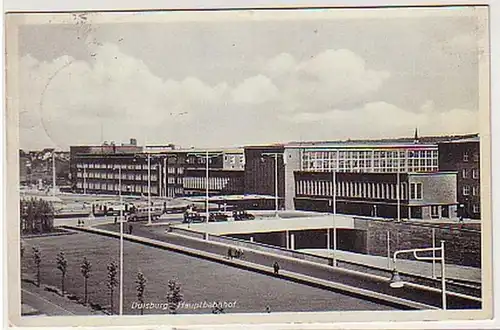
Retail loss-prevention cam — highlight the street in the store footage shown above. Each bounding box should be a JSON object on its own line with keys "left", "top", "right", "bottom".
{"left": 95, "top": 222, "right": 481, "bottom": 310}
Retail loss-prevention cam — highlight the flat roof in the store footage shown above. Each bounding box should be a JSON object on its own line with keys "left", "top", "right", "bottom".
{"left": 183, "top": 194, "right": 279, "bottom": 202}
{"left": 176, "top": 214, "right": 355, "bottom": 235}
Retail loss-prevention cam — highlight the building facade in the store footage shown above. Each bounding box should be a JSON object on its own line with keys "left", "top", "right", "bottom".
{"left": 293, "top": 171, "right": 457, "bottom": 220}
{"left": 243, "top": 145, "right": 286, "bottom": 210}
{"left": 282, "top": 141, "right": 440, "bottom": 211}
{"left": 438, "top": 137, "right": 481, "bottom": 219}
{"left": 71, "top": 144, "right": 245, "bottom": 198}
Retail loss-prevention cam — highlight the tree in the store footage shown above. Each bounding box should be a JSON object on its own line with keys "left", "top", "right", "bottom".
{"left": 106, "top": 261, "right": 118, "bottom": 314}
{"left": 20, "top": 242, "right": 25, "bottom": 259}
{"left": 135, "top": 271, "right": 147, "bottom": 315}
{"left": 80, "top": 257, "right": 92, "bottom": 304}
{"left": 56, "top": 251, "right": 68, "bottom": 295}
{"left": 20, "top": 198, "right": 54, "bottom": 234}
{"left": 32, "top": 247, "right": 41, "bottom": 287}
{"left": 165, "top": 280, "right": 183, "bottom": 314}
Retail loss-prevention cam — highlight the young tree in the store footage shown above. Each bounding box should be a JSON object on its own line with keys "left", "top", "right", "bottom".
{"left": 106, "top": 261, "right": 118, "bottom": 314}
{"left": 80, "top": 257, "right": 92, "bottom": 304}
{"left": 165, "top": 280, "right": 183, "bottom": 314}
{"left": 56, "top": 251, "right": 68, "bottom": 295}
{"left": 135, "top": 271, "right": 147, "bottom": 315}
{"left": 20, "top": 242, "right": 25, "bottom": 259}
{"left": 32, "top": 247, "right": 41, "bottom": 287}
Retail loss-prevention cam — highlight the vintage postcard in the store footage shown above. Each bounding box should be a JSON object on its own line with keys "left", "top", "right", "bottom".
{"left": 4, "top": 5, "right": 493, "bottom": 328}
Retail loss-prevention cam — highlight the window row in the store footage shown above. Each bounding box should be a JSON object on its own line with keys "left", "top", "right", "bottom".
{"left": 296, "top": 180, "right": 415, "bottom": 200}
{"left": 77, "top": 163, "right": 158, "bottom": 170}
{"left": 76, "top": 182, "right": 158, "bottom": 194}
{"left": 463, "top": 152, "right": 480, "bottom": 162}
{"left": 183, "top": 176, "right": 235, "bottom": 191}
{"left": 77, "top": 172, "right": 158, "bottom": 181}
{"left": 461, "top": 168, "right": 480, "bottom": 179}
{"left": 463, "top": 185, "right": 480, "bottom": 196}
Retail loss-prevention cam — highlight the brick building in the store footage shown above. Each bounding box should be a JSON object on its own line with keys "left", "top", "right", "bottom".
{"left": 438, "top": 136, "right": 481, "bottom": 219}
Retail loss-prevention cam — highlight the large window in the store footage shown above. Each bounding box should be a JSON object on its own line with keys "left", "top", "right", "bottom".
{"left": 463, "top": 152, "right": 469, "bottom": 162}
{"left": 463, "top": 185, "right": 470, "bottom": 196}
{"left": 462, "top": 169, "right": 468, "bottom": 178}
{"left": 410, "top": 183, "right": 423, "bottom": 200}
{"left": 472, "top": 168, "right": 479, "bottom": 179}
{"left": 431, "top": 205, "right": 440, "bottom": 218}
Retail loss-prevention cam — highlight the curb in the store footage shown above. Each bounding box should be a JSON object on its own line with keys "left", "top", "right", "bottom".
{"left": 64, "top": 225, "right": 440, "bottom": 310}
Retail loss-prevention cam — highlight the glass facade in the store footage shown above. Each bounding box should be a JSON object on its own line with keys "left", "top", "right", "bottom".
{"left": 301, "top": 147, "right": 438, "bottom": 173}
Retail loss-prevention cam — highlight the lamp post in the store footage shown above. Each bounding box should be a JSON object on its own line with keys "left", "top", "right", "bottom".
{"left": 261, "top": 152, "right": 282, "bottom": 217}
{"left": 187, "top": 151, "right": 223, "bottom": 223}
{"left": 147, "top": 152, "right": 152, "bottom": 226}
{"left": 113, "top": 165, "right": 124, "bottom": 316}
{"left": 389, "top": 240, "right": 446, "bottom": 309}
{"left": 52, "top": 151, "right": 56, "bottom": 197}
{"left": 332, "top": 170, "right": 337, "bottom": 267}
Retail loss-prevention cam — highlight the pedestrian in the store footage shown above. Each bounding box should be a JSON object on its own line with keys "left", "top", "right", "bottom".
{"left": 265, "top": 305, "right": 271, "bottom": 313}
{"left": 114, "top": 216, "right": 117, "bottom": 224}
{"left": 273, "top": 261, "right": 280, "bottom": 275}
{"left": 129, "top": 224, "right": 133, "bottom": 235}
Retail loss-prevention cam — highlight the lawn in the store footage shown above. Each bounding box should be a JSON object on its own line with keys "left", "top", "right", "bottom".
{"left": 21, "top": 231, "right": 394, "bottom": 315}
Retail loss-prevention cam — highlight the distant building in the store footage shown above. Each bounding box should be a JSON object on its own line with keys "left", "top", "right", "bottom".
{"left": 70, "top": 144, "right": 245, "bottom": 198}
{"left": 438, "top": 136, "right": 481, "bottom": 219}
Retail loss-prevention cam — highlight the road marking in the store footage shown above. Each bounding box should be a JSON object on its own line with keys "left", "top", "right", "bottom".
{"left": 21, "top": 288, "right": 75, "bottom": 315}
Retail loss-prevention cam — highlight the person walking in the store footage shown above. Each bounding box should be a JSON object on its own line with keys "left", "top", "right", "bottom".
{"left": 273, "top": 261, "right": 280, "bottom": 275}
{"left": 128, "top": 224, "right": 133, "bottom": 235}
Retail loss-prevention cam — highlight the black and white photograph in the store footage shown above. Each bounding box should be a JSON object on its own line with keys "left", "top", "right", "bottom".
{"left": 4, "top": 4, "right": 493, "bottom": 327}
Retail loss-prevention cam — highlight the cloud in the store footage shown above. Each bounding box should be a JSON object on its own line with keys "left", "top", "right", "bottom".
{"left": 231, "top": 75, "right": 279, "bottom": 105}
{"left": 282, "top": 101, "right": 478, "bottom": 140}
{"left": 265, "top": 49, "right": 391, "bottom": 113}
{"left": 18, "top": 44, "right": 478, "bottom": 150}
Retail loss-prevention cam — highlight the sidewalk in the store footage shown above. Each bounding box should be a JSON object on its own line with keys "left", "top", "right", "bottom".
{"left": 299, "top": 249, "right": 481, "bottom": 283}
{"left": 21, "top": 280, "right": 105, "bottom": 316}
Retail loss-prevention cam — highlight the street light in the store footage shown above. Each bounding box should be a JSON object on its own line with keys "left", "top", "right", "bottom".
{"left": 113, "top": 165, "right": 124, "bottom": 316}
{"left": 261, "top": 152, "right": 282, "bottom": 217}
{"left": 331, "top": 170, "right": 337, "bottom": 267}
{"left": 187, "top": 151, "right": 223, "bottom": 223}
{"left": 389, "top": 240, "right": 447, "bottom": 309}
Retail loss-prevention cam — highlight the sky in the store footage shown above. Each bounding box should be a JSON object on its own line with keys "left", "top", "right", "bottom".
{"left": 15, "top": 7, "right": 488, "bottom": 151}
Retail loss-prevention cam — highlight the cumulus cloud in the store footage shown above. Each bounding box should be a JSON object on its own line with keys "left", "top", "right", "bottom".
{"left": 17, "top": 44, "right": 478, "bottom": 150}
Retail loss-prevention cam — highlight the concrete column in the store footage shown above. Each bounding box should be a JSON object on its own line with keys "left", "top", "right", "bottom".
{"left": 250, "top": 236, "right": 254, "bottom": 243}
{"left": 285, "top": 230, "right": 290, "bottom": 249}
{"left": 290, "top": 234, "right": 295, "bottom": 250}
{"left": 326, "top": 229, "right": 330, "bottom": 250}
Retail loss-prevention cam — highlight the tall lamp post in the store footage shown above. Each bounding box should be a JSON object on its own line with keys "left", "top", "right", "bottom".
{"left": 113, "top": 165, "right": 124, "bottom": 315}
{"left": 188, "top": 151, "right": 223, "bottom": 223}
{"left": 261, "top": 152, "right": 282, "bottom": 217}
{"left": 52, "top": 150, "right": 56, "bottom": 197}
{"left": 332, "top": 169, "right": 337, "bottom": 267}
{"left": 389, "top": 240, "right": 447, "bottom": 309}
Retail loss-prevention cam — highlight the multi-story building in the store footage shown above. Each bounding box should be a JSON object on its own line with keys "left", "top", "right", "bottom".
{"left": 70, "top": 142, "right": 245, "bottom": 198}
{"left": 438, "top": 136, "right": 481, "bottom": 219}
{"left": 294, "top": 171, "right": 457, "bottom": 220}
{"left": 282, "top": 140, "right": 440, "bottom": 211}
{"left": 243, "top": 145, "right": 286, "bottom": 210}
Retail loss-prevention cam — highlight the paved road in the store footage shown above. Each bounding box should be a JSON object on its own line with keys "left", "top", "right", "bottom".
{"left": 22, "top": 232, "right": 395, "bottom": 315}
{"left": 97, "top": 223, "right": 481, "bottom": 310}
{"left": 21, "top": 289, "right": 75, "bottom": 316}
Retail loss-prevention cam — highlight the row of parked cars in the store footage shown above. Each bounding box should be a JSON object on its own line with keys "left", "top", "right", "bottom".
{"left": 183, "top": 209, "right": 255, "bottom": 223}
